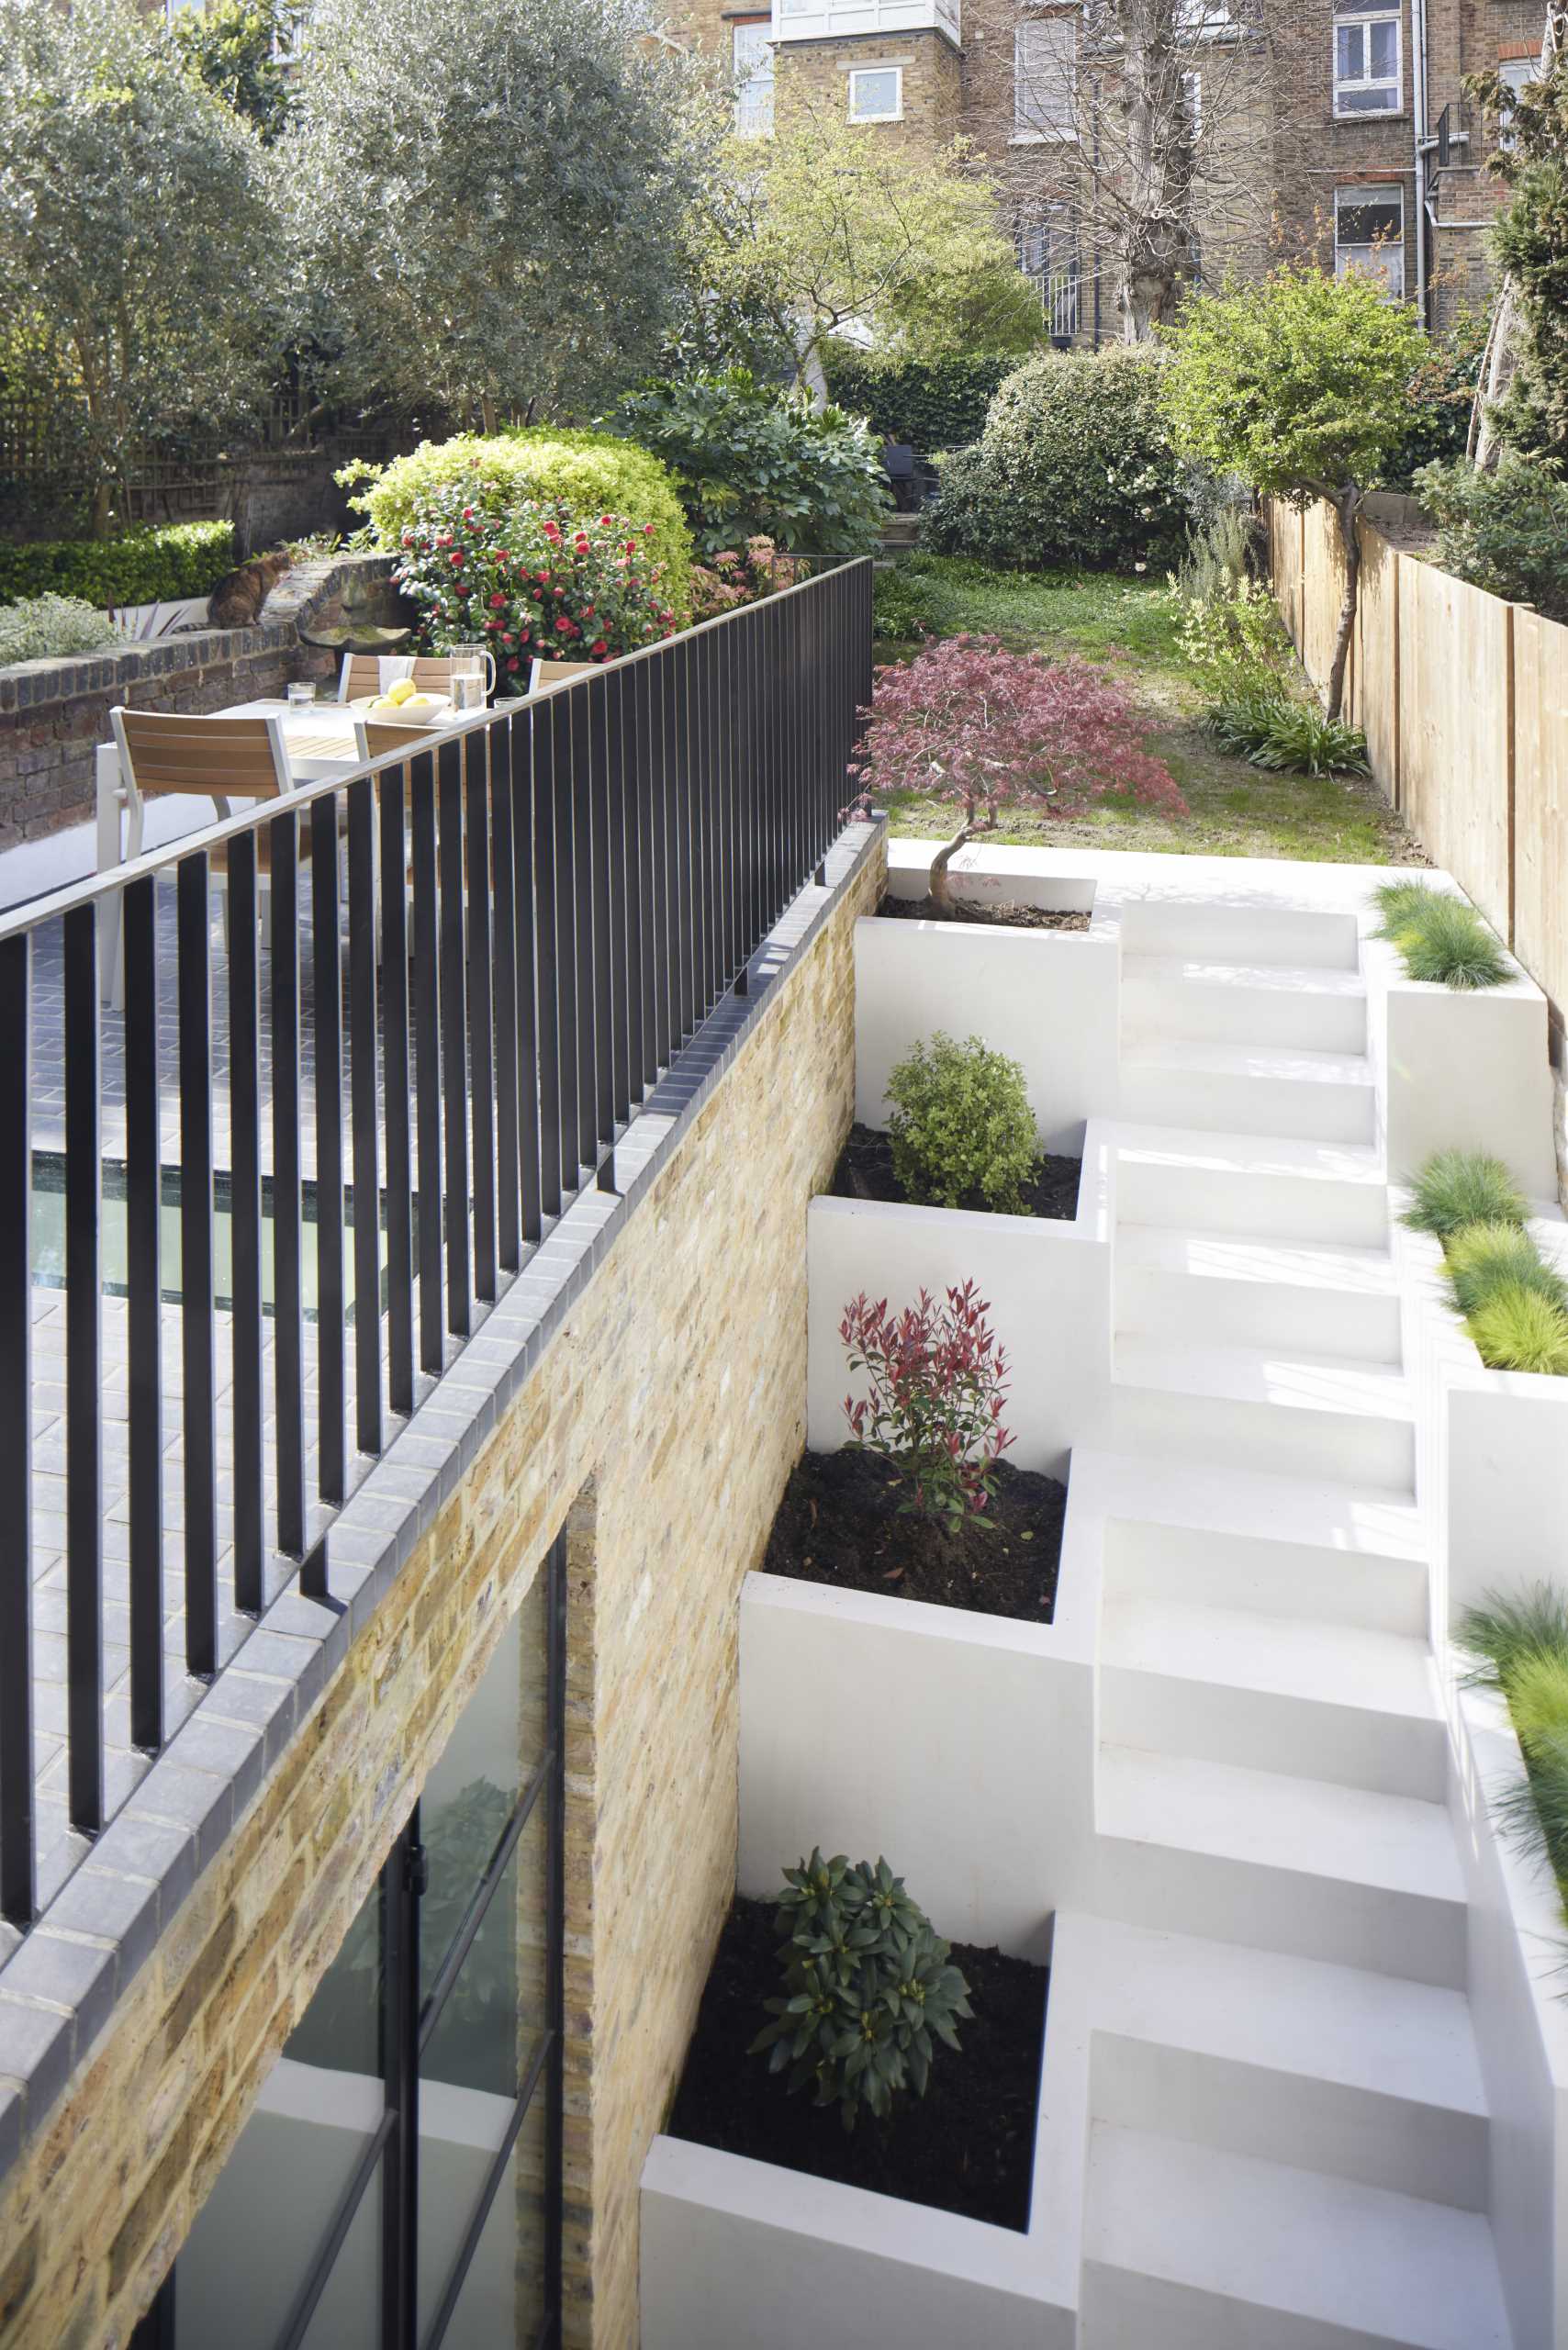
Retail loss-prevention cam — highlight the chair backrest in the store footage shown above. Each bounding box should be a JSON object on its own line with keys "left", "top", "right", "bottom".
{"left": 110, "top": 708, "right": 292, "bottom": 804}
{"left": 528, "top": 657, "right": 596, "bottom": 696}
{"left": 353, "top": 719, "right": 443, "bottom": 763}
{"left": 339, "top": 654, "right": 458, "bottom": 703}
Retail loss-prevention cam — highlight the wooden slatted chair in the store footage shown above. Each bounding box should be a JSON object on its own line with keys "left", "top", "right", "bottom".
{"left": 338, "top": 653, "right": 464, "bottom": 702}
{"left": 102, "top": 709, "right": 297, "bottom": 1005}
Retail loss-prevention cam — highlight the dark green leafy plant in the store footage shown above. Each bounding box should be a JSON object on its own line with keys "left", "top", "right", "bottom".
{"left": 1372, "top": 882, "right": 1509, "bottom": 989}
{"left": 886, "top": 1033, "right": 1037, "bottom": 1214}
{"left": 1402, "top": 1150, "right": 1529, "bottom": 1241}
{"left": 748, "top": 1850, "right": 972, "bottom": 2131}
{"left": 171, "top": 0, "right": 294, "bottom": 141}
{"left": 1414, "top": 456, "right": 1568, "bottom": 627}
{"left": 615, "top": 371, "right": 889, "bottom": 561}
{"left": 1211, "top": 697, "right": 1371, "bottom": 778}
{"left": 925, "top": 348, "right": 1188, "bottom": 574}
{"left": 0, "top": 520, "right": 235, "bottom": 608}
{"left": 819, "top": 350, "right": 1014, "bottom": 452}
{"left": 1380, "top": 309, "right": 1493, "bottom": 488}
{"left": 1466, "top": 54, "right": 1568, "bottom": 463}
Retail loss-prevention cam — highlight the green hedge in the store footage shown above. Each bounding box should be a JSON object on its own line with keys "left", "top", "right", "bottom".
{"left": 0, "top": 520, "right": 236, "bottom": 610}
{"left": 819, "top": 351, "right": 1014, "bottom": 451}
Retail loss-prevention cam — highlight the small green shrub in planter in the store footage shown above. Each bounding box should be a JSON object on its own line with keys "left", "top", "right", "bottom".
{"left": 0, "top": 594, "right": 123, "bottom": 667}
{"left": 1402, "top": 1150, "right": 1529, "bottom": 1241}
{"left": 1372, "top": 883, "right": 1509, "bottom": 990}
{"left": 1460, "top": 1585, "right": 1568, "bottom": 1909}
{"left": 841, "top": 1280, "right": 1014, "bottom": 1534}
{"left": 886, "top": 1032, "right": 1036, "bottom": 1213}
{"left": 749, "top": 1849, "right": 972, "bottom": 2131}
{"left": 0, "top": 520, "right": 235, "bottom": 610}
{"left": 1444, "top": 1222, "right": 1568, "bottom": 1320}
{"left": 1466, "top": 1283, "right": 1568, "bottom": 1376}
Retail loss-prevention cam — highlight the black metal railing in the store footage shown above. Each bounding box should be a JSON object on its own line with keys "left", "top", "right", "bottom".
{"left": 0, "top": 555, "right": 874, "bottom": 1930}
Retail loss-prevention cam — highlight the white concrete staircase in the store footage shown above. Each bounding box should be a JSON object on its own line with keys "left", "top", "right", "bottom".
{"left": 1077, "top": 901, "right": 1515, "bottom": 2347}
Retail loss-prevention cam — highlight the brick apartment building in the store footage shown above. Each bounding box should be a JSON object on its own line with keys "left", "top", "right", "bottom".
{"left": 673, "top": 0, "right": 1556, "bottom": 339}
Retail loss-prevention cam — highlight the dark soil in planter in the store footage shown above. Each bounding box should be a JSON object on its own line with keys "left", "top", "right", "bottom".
{"left": 762, "top": 1445, "right": 1065, "bottom": 1621}
{"left": 667, "top": 1896, "right": 1047, "bottom": 2231}
{"left": 878, "top": 890, "right": 1091, "bottom": 934}
{"left": 830, "top": 1122, "right": 1081, "bottom": 1223}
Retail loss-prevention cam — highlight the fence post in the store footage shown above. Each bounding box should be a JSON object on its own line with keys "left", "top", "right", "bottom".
{"left": 1506, "top": 601, "right": 1518, "bottom": 948}
{"left": 1391, "top": 550, "right": 1403, "bottom": 813}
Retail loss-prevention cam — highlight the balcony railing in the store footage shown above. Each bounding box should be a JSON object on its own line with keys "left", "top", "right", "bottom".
{"left": 0, "top": 556, "right": 874, "bottom": 1932}
{"left": 772, "top": 0, "right": 959, "bottom": 46}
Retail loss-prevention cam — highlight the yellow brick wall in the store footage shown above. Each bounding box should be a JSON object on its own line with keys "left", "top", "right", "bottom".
{"left": 774, "top": 30, "right": 963, "bottom": 146}
{"left": 0, "top": 830, "right": 885, "bottom": 2350}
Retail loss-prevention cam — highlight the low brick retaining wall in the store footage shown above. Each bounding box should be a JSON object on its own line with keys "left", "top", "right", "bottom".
{"left": 0, "top": 554, "right": 397, "bottom": 853}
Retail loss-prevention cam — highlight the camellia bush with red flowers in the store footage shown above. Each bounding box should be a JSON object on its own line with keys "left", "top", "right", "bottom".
{"left": 841, "top": 1281, "right": 1013, "bottom": 1536}
{"left": 392, "top": 476, "right": 678, "bottom": 686}
{"left": 849, "top": 632, "right": 1187, "bottom": 908}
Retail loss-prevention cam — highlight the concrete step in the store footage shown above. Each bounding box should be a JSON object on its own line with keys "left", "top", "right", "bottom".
{"left": 1092, "top": 1453, "right": 1429, "bottom": 1635}
{"left": 1100, "top": 1595, "right": 1444, "bottom": 1798}
{"left": 1116, "top": 1225, "right": 1402, "bottom": 1363}
{"left": 1075, "top": 1917, "right": 1489, "bottom": 2210}
{"left": 1095, "top": 1747, "right": 1466, "bottom": 1986}
{"left": 1113, "top": 1127, "right": 1389, "bottom": 1248}
{"left": 1123, "top": 955, "right": 1369, "bottom": 1054}
{"left": 1119, "top": 1040, "right": 1377, "bottom": 1144}
{"left": 1110, "top": 1338, "right": 1416, "bottom": 1494}
{"left": 1081, "top": 2127, "right": 1511, "bottom": 2350}
{"left": 1118, "top": 897, "right": 1361, "bottom": 973}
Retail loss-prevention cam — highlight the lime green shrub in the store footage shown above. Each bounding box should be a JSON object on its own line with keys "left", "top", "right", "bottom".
{"left": 1460, "top": 1584, "right": 1568, "bottom": 1912}
{"left": 1444, "top": 1223, "right": 1568, "bottom": 1319}
{"left": 1466, "top": 1284, "right": 1568, "bottom": 1375}
{"left": 1372, "top": 882, "right": 1509, "bottom": 989}
{"left": 347, "top": 430, "right": 692, "bottom": 620}
{"left": 885, "top": 1032, "right": 1038, "bottom": 1214}
{"left": 0, "top": 520, "right": 235, "bottom": 609}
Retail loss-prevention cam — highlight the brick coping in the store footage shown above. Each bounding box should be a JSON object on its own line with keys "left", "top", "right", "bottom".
{"left": 0, "top": 811, "right": 886, "bottom": 2194}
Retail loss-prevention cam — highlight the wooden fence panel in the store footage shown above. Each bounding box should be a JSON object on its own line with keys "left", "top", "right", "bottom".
{"left": 1513, "top": 608, "right": 1568, "bottom": 1022}
{"left": 1302, "top": 502, "right": 1349, "bottom": 692}
{"left": 1354, "top": 525, "right": 1399, "bottom": 800}
{"left": 1397, "top": 554, "right": 1513, "bottom": 936}
{"left": 1271, "top": 501, "right": 1305, "bottom": 655}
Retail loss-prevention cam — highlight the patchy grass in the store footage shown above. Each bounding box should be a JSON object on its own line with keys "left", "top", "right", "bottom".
{"left": 872, "top": 555, "right": 1424, "bottom": 867}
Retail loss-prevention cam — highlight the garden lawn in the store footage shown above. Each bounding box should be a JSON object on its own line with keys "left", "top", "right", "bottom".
{"left": 873, "top": 555, "right": 1424, "bottom": 867}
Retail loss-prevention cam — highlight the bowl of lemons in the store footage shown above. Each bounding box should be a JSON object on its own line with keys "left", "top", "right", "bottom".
{"left": 349, "top": 677, "right": 451, "bottom": 724}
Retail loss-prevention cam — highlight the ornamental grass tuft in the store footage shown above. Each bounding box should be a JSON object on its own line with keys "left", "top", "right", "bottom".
{"left": 1372, "top": 880, "right": 1509, "bottom": 990}
{"left": 1459, "top": 1585, "right": 1568, "bottom": 1912}
{"left": 1442, "top": 1222, "right": 1568, "bottom": 1319}
{"left": 1464, "top": 1282, "right": 1568, "bottom": 1376}
{"left": 1402, "top": 1149, "right": 1529, "bottom": 1241}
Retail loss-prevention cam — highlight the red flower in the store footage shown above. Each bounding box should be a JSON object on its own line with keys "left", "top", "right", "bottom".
{"left": 449, "top": 551, "right": 464, "bottom": 567}
{"left": 644, "top": 522, "right": 655, "bottom": 536}
{"left": 599, "top": 513, "right": 612, "bottom": 526}
{"left": 489, "top": 593, "right": 506, "bottom": 609}
{"left": 590, "top": 639, "right": 608, "bottom": 657}
{"left": 507, "top": 656, "right": 521, "bottom": 671}
{"left": 542, "top": 520, "right": 562, "bottom": 541}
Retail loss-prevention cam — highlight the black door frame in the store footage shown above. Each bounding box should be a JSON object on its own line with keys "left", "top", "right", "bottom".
{"left": 135, "top": 1529, "right": 568, "bottom": 2350}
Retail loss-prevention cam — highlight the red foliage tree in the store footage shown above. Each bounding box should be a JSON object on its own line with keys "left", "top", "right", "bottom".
{"left": 849, "top": 632, "right": 1188, "bottom": 908}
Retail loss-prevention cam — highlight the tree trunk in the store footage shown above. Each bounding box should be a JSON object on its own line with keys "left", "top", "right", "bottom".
{"left": 928, "top": 820, "right": 974, "bottom": 912}
{"left": 479, "top": 393, "right": 498, "bottom": 436}
{"left": 1115, "top": 0, "right": 1187, "bottom": 341}
{"left": 1326, "top": 487, "right": 1363, "bottom": 724}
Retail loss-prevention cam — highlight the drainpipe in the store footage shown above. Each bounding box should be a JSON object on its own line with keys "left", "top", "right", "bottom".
{"left": 1411, "top": 0, "right": 1430, "bottom": 325}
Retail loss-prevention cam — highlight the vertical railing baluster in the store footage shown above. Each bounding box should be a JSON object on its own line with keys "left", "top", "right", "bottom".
{"left": 550, "top": 693, "right": 581, "bottom": 1198}
{"left": 348, "top": 775, "right": 382, "bottom": 1459}
{"left": 532, "top": 710, "right": 562, "bottom": 1225}
{"left": 123, "top": 876, "right": 163, "bottom": 1750}
{"left": 311, "top": 795, "right": 346, "bottom": 1507}
{"left": 438, "top": 737, "right": 471, "bottom": 1339}
{"left": 271, "top": 811, "right": 306, "bottom": 1561}
{"left": 410, "top": 746, "right": 444, "bottom": 1376}
{"left": 647, "top": 658, "right": 671, "bottom": 1074}
{"left": 491, "top": 721, "right": 521, "bottom": 1276}
{"left": 0, "top": 931, "right": 34, "bottom": 1925}
{"left": 509, "top": 714, "right": 543, "bottom": 1246}
{"left": 62, "top": 905, "right": 102, "bottom": 1837}
{"left": 588, "top": 677, "right": 618, "bottom": 1146}
{"left": 674, "top": 640, "right": 695, "bottom": 1047}
{"left": 176, "top": 857, "right": 218, "bottom": 1676}
{"left": 229, "top": 836, "right": 264, "bottom": 1615}
{"left": 722, "top": 614, "right": 740, "bottom": 981}
{"left": 617, "top": 670, "right": 644, "bottom": 1110}
{"left": 465, "top": 732, "right": 498, "bottom": 1308}
{"left": 633, "top": 661, "right": 655, "bottom": 1092}
{"left": 380, "top": 762, "right": 415, "bottom": 1417}
{"left": 570, "top": 688, "right": 597, "bottom": 1181}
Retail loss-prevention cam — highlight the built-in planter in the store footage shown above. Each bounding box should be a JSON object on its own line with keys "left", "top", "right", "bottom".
{"left": 1366, "top": 931, "right": 1559, "bottom": 1200}
{"left": 1399, "top": 1214, "right": 1568, "bottom": 1628}
{"left": 641, "top": 1944, "right": 1078, "bottom": 2350}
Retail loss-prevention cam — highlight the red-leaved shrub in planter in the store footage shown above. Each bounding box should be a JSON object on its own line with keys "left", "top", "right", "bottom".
{"left": 841, "top": 1281, "right": 1014, "bottom": 1534}
{"left": 848, "top": 632, "right": 1187, "bottom": 908}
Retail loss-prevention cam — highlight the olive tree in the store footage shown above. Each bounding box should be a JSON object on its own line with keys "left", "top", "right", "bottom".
{"left": 0, "top": 0, "right": 282, "bottom": 532}
{"left": 281, "top": 0, "right": 713, "bottom": 431}
{"left": 1162, "top": 263, "right": 1428, "bottom": 717}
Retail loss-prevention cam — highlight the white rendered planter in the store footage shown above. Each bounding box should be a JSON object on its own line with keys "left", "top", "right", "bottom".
{"left": 1399, "top": 1215, "right": 1568, "bottom": 1628}
{"left": 854, "top": 913, "right": 1120, "bottom": 1155}
{"left": 640, "top": 1970, "right": 1080, "bottom": 2350}
{"left": 1366, "top": 932, "right": 1558, "bottom": 1200}
{"left": 807, "top": 1126, "right": 1114, "bottom": 1483}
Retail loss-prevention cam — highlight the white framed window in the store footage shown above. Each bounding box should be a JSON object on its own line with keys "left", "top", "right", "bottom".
{"left": 1334, "top": 6, "right": 1402, "bottom": 117}
{"left": 1014, "top": 13, "right": 1078, "bottom": 142}
{"left": 847, "top": 65, "right": 902, "bottom": 122}
{"left": 732, "top": 18, "right": 774, "bottom": 136}
{"left": 1019, "top": 203, "right": 1079, "bottom": 340}
{"left": 1496, "top": 51, "right": 1540, "bottom": 148}
{"left": 1335, "top": 186, "right": 1405, "bottom": 297}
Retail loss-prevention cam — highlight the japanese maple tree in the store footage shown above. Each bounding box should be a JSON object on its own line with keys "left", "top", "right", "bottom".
{"left": 849, "top": 633, "right": 1186, "bottom": 909}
